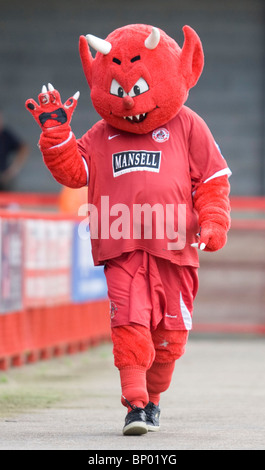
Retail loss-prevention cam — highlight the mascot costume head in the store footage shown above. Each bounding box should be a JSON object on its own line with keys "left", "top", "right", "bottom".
{"left": 79, "top": 24, "right": 204, "bottom": 134}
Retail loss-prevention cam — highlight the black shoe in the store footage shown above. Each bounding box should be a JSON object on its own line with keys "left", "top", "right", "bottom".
{"left": 123, "top": 405, "right": 148, "bottom": 435}
{"left": 145, "top": 402, "right": 160, "bottom": 432}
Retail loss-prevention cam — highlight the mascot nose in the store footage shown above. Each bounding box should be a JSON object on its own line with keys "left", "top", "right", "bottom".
{"left": 123, "top": 96, "right": 134, "bottom": 110}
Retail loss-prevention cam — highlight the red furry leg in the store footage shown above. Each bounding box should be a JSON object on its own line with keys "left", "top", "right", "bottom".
{"left": 146, "top": 361, "right": 176, "bottom": 406}
{"left": 119, "top": 367, "right": 148, "bottom": 409}
{"left": 146, "top": 326, "right": 189, "bottom": 405}
{"left": 111, "top": 325, "right": 155, "bottom": 409}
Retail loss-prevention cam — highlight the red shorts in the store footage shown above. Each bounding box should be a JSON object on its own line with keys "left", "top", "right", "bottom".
{"left": 104, "top": 250, "right": 198, "bottom": 331}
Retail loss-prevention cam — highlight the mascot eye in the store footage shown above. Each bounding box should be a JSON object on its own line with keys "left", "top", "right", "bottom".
{"left": 128, "top": 78, "right": 149, "bottom": 97}
{"left": 110, "top": 79, "right": 126, "bottom": 98}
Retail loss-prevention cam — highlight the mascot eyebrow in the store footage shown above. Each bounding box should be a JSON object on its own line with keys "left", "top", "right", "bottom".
{"left": 131, "top": 55, "right": 141, "bottom": 62}
{"left": 112, "top": 57, "right": 121, "bottom": 64}
{"left": 112, "top": 55, "right": 141, "bottom": 65}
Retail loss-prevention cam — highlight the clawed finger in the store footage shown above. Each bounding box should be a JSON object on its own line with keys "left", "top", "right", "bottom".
{"left": 191, "top": 227, "right": 206, "bottom": 250}
{"left": 191, "top": 242, "right": 206, "bottom": 251}
{"left": 38, "top": 83, "right": 61, "bottom": 106}
{"left": 25, "top": 98, "right": 39, "bottom": 112}
{"left": 64, "top": 91, "right": 80, "bottom": 108}
{"left": 73, "top": 91, "right": 80, "bottom": 100}
{"left": 39, "top": 84, "right": 50, "bottom": 105}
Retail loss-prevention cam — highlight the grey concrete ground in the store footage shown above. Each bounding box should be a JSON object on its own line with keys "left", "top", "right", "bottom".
{"left": 0, "top": 336, "right": 264, "bottom": 451}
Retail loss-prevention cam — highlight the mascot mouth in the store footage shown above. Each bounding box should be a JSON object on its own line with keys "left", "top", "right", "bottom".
{"left": 123, "top": 113, "right": 147, "bottom": 123}
{"left": 111, "top": 107, "right": 158, "bottom": 124}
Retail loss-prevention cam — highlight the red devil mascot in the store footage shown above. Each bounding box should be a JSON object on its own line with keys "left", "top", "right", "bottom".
{"left": 26, "top": 24, "right": 231, "bottom": 435}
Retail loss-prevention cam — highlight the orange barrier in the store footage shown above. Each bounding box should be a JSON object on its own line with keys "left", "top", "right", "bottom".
{"left": 0, "top": 201, "right": 110, "bottom": 370}
{"left": 231, "top": 219, "right": 265, "bottom": 230}
{"left": 193, "top": 323, "right": 265, "bottom": 336}
{"left": 0, "top": 191, "right": 59, "bottom": 209}
{"left": 0, "top": 301, "right": 110, "bottom": 370}
{"left": 230, "top": 196, "right": 265, "bottom": 210}
{"left": 230, "top": 196, "right": 265, "bottom": 231}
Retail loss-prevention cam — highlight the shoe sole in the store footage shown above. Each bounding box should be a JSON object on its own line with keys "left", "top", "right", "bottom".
{"left": 147, "top": 424, "right": 160, "bottom": 432}
{"left": 123, "top": 421, "right": 148, "bottom": 436}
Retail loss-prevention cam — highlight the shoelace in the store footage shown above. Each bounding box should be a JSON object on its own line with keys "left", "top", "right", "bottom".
{"left": 122, "top": 395, "right": 138, "bottom": 411}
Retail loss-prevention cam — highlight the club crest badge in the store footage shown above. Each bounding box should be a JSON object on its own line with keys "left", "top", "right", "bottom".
{"left": 152, "top": 128, "right": 170, "bottom": 143}
{"left": 110, "top": 301, "right": 118, "bottom": 319}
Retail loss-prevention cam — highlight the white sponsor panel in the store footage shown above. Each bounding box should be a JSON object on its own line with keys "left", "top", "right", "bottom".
{"left": 24, "top": 219, "right": 73, "bottom": 307}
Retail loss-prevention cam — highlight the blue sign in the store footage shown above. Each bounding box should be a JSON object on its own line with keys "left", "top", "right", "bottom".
{"left": 71, "top": 223, "right": 108, "bottom": 302}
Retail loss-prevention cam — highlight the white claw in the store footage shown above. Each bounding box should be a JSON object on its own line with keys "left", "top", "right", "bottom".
{"left": 191, "top": 243, "right": 199, "bottom": 248}
{"left": 73, "top": 91, "right": 80, "bottom": 100}
{"left": 191, "top": 242, "right": 206, "bottom": 250}
{"left": 42, "top": 85, "right": 47, "bottom": 93}
{"left": 48, "top": 83, "right": 54, "bottom": 91}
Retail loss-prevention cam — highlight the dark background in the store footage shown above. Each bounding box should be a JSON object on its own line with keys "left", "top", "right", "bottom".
{"left": 0, "top": 0, "right": 264, "bottom": 195}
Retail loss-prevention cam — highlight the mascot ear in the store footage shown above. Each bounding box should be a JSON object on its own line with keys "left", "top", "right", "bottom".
{"left": 180, "top": 26, "right": 204, "bottom": 89}
{"left": 79, "top": 35, "right": 94, "bottom": 89}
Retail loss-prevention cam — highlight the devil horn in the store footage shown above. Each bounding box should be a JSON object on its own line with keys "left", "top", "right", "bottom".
{"left": 145, "top": 27, "right": 160, "bottom": 50}
{"left": 86, "top": 34, "right": 112, "bottom": 55}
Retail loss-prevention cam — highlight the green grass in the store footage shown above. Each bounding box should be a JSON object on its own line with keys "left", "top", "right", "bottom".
{"left": 0, "top": 343, "right": 113, "bottom": 419}
{"left": 0, "top": 390, "right": 62, "bottom": 416}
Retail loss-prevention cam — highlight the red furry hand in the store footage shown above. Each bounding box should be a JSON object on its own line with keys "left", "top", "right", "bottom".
{"left": 192, "top": 176, "right": 231, "bottom": 252}
{"left": 197, "top": 221, "right": 228, "bottom": 252}
{"left": 25, "top": 84, "right": 87, "bottom": 189}
{"left": 25, "top": 84, "right": 79, "bottom": 136}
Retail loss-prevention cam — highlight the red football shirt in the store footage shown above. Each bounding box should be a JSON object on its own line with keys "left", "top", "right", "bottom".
{"left": 77, "top": 106, "right": 231, "bottom": 267}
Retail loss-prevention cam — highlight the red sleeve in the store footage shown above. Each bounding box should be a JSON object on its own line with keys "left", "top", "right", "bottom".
{"left": 187, "top": 109, "right": 231, "bottom": 193}
{"left": 77, "top": 128, "right": 92, "bottom": 172}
